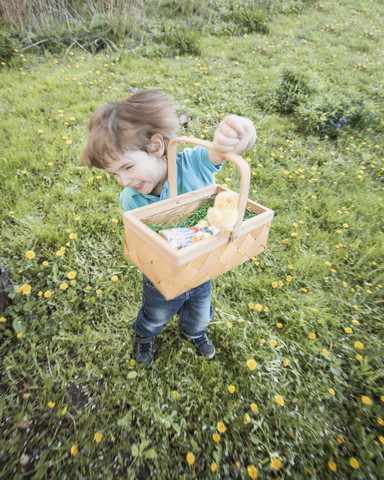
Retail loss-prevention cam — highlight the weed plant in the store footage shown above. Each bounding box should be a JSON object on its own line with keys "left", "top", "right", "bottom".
{"left": 0, "top": 0, "right": 384, "bottom": 479}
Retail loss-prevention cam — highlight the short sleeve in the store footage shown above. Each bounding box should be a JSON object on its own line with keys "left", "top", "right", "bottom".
{"left": 176, "top": 146, "right": 222, "bottom": 195}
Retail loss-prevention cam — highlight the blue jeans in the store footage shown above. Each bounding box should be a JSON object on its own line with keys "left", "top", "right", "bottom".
{"left": 132, "top": 276, "right": 214, "bottom": 339}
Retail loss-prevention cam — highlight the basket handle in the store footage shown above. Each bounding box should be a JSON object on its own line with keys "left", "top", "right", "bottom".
{"left": 167, "top": 136, "right": 251, "bottom": 231}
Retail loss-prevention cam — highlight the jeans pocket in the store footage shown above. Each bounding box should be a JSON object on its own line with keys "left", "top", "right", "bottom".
{"left": 143, "top": 276, "right": 158, "bottom": 290}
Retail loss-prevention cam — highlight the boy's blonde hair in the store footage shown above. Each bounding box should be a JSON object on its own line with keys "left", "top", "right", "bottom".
{"left": 81, "top": 88, "right": 179, "bottom": 169}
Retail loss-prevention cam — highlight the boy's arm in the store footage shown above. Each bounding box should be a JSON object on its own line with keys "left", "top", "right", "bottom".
{"left": 208, "top": 115, "right": 257, "bottom": 166}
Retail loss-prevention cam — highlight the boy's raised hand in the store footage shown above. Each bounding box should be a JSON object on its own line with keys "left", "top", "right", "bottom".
{"left": 208, "top": 115, "right": 257, "bottom": 165}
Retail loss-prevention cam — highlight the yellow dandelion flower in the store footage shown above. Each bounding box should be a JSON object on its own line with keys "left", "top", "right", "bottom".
{"left": 56, "top": 250, "right": 64, "bottom": 257}
{"left": 278, "top": 281, "right": 284, "bottom": 287}
{"left": 308, "top": 333, "right": 316, "bottom": 339}
{"left": 343, "top": 223, "right": 349, "bottom": 228}
{"left": 111, "top": 218, "right": 119, "bottom": 223}
{"left": 94, "top": 432, "right": 102, "bottom": 443}
{"left": 67, "top": 271, "right": 77, "bottom": 279}
{"left": 42, "top": 261, "right": 49, "bottom": 266}
{"left": 129, "top": 359, "right": 136, "bottom": 366}
{"left": 301, "top": 287, "right": 308, "bottom": 292}
{"left": 25, "top": 250, "right": 35, "bottom": 259}
{"left": 251, "top": 403, "right": 258, "bottom": 412}
{"left": 172, "top": 391, "right": 179, "bottom": 398}
{"left": 329, "top": 388, "right": 335, "bottom": 396}
{"left": 228, "top": 385, "right": 235, "bottom": 394}
{"left": 44, "top": 291, "right": 52, "bottom": 298}
{"left": 322, "top": 349, "right": 329, "bottom": 356}
{"left": 378, "top": 417, "right": 384, "bottom": 426}
{"left": 0, "top": 317, "right": 5, "bottom": 323}
{"left": 277, "top": 322, "right": 283, "bottom": 328}
{"left": 246, "top": 359, "right": 257, "bottom": 371}
{"left": 361, "top": 396, "right": 372, "bottom": 405}
{"left": 325, "top": 261, "right": 332, "bottom": 266}
{"left": 244, "top": 413, "right": 251, "bottom": 424}
{"left": 344, "top": 327, "right": 353, "bottom": 334}
{"left": 379, "top": 435, "right": 384, "bottom": 445}
{"left": 272, "top": 281, "right": 278, "bottom": 288}
{"left": 70, "top": 444, "right": 78, "bottom": 455}
{"left": 48, "top": 402, "right": 55, "bottom": 408}
{"left": 349, "top": 458, "right": 359, "bottom": 469}
{"left": 62, "top": 406, "right": 68, "bottom": 415}
{"left": 186, "top": 452, "right": 195, "bottom": 465}
{"left": 60, "top": 283, "right": 68, "bottom": 290}
{"left": 328, "top": 461, "right": 337, "bottom": 472}
{"left": 212, "top": 433, "right": 220, "bottom": 442}
{"left": 254, "top": 304, "right": 263, "bottom": 311}
{"left": 291, "top": 232, "right": 298, "bottom": 237}
{"left": 284, "top": 358, "right": 290, "bottom": 367}
{"left": 286, "top": 275, "right": 292, "bottom": 282}
{"left": 269, "top": 339, "right": 277, "bottom": 347}
{"left": 271, "top": 457, "right": 282, "bottom": 471}
{"left": 260, "top": 338, "right": 265, "bottom": 344}
{"left": 354, "top": 341, "right": 364, "bottom": 350}
{"left": 111, "top": 275, "right": 118, "bottom": 282}
{"left": 247, "top": 465, "right": 257, "bottom": 479}
{"left": 211, "top": 462, "right": 217, "bottom": 472}
{"left": 275, "top": 395, "right": 284, "bottom": 406}
{"left": 337, "top": 435, "right": 344, "bottom": 444}
{"left": 227, "top": 321, "right": 233, "bottom": 329}
{"left": 217, "top": 422, "right": 226, "bottom": 433}
{"left": 17, "top": 333, "right": 22, "bottom": 339}
{"left": 96, "top": 289, "right": 102, "bottom": 295}
{"left": 69, "top": 233, "right": 77, "bottom": 239}
{"left": 248, "top": 302, "right": 254, "bottom": 309}
{"left": 21, "top": 284, "right": 31, "bottom": 295}
{"left": 70, "top": 280, "right": 76, "bottom": 285}
{"left": 381, "top": 395, "right": 384, "bottom": 402}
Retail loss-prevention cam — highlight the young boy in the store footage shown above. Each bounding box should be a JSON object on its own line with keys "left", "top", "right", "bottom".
{"left": 82, "top": 88, "right": 256, "bottom": 365}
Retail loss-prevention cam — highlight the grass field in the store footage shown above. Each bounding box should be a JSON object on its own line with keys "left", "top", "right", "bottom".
{"left": 1, "top": 0, "right": 383, "bottom": 478}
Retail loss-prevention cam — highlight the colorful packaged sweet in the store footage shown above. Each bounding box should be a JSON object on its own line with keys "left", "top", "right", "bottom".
{"left": 159, "top": 221, "right": 220, "bottom": 249}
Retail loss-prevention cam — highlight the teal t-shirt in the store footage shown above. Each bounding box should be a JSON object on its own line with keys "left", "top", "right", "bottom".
{"left": 120, "top": 146, "right": 222, "bottom": 212}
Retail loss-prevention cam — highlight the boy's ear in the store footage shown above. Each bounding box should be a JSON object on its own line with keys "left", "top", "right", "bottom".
{"left": 150, "top": 134, "right": 165, "bottom": 157}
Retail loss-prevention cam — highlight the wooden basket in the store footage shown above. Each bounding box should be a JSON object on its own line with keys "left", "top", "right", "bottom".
{"left": 123, "top": 137, "right": 274, "bottom": 300}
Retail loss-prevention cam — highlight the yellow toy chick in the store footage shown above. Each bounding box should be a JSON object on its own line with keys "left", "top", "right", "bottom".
{"left": 207, "top": 191, "right": 239, "bottom": 230}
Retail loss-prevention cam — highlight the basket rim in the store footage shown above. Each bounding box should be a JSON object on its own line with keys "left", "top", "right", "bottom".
{"left": 123, "top": 184, "right": 274, "bottom": 266}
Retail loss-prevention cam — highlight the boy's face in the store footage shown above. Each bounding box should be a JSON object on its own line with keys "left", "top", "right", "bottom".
{"left": 105, "top": 150, "right": 167, "bottom": 196}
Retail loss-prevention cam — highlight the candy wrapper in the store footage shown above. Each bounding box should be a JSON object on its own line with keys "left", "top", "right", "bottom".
{"left": 159, "top": 220, "right": 220, "bottom": 249}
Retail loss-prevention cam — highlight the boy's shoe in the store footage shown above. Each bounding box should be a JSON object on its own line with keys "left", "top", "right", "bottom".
{"left": 134, "top": 332, "right": 153, "bottom": 366}
{"left": 192, "top": 334, "right": 215, "bottom": 360}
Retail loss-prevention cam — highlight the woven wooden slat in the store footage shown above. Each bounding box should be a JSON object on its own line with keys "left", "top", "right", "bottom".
{"left": 123, "top": 137, "right": 274, "bottom": 300}
{"left": 124, "top": 221, "right": 272, "bottom": 299}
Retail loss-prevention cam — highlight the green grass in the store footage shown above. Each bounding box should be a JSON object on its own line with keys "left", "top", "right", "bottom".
{"left": 1, "top": 0, "right": 383, "bottom": 478}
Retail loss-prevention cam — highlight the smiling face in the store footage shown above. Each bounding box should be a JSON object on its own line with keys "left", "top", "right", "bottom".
{"left": 105, "top": 134, "right": 168, "bottom": 196}
{"left": 105, "top": 150, "right": 167, "bottom": 196}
